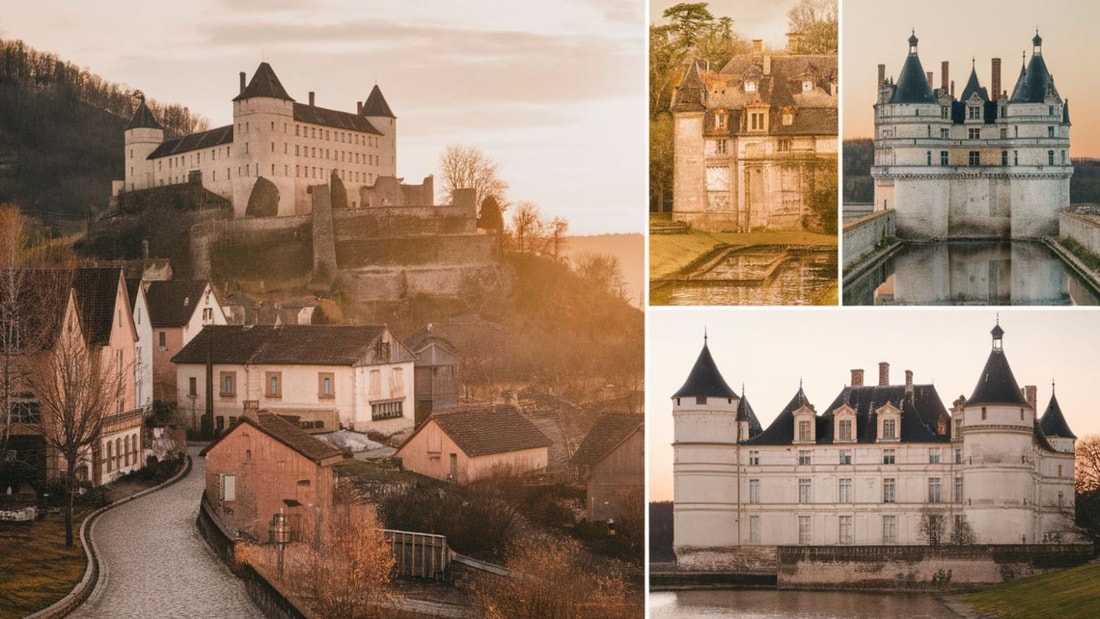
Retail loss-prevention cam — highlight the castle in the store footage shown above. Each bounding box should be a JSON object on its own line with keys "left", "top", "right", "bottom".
{"left": 872, "top": 32, "right": 1072, "bottom": 239}
{"left": 672, "top": 322, "right": 1080, "bottom": 568}
{"left": 670, "top": 37, "right": 837, "bottom": 232}
{"left": 117, "top": 62, "right": 415, "bottom": 217}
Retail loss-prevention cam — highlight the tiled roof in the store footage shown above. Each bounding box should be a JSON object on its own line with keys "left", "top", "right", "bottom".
{"left": 293, "top": 103, "right": 382, "bottom": 134}
{"left": 173, "top": 325, "right": 399, "bottom": 366}
{"left": 1039, "top": 389, "right": 1076, "bottom": 439}
{"left": 145, "top": 280, "right": 210, "bottom": 328}
{"left": 362, "top": 84, "right": 395, "bottom": 118}
{"left": 202, "top": 411, "right": 342, "bottom": 464}
{"left": 233, "top": 62, "right": 294, "bottom": 102}
{"left": 672, "top": 340, "right": 737, "bottom": 399}
{"left": 428, "top": 405, "right": 551, "bottom": 457}
{"left": 71, "top": 268, "right": 124, "bottom": 348}
{"left": 149, "top": 125, "right": 233, "bottom": 159}
{"left": 127, "top": 98, "right": 161, "bottom": 130}
{"left": 571, "top": 413, "right": 643, "bottom": 467}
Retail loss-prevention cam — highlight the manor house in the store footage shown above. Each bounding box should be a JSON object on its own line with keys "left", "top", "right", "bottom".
{"left": 670, "top": 36, "right": 838, "bottom": 232}
{"left": 117, "top": 62, "right": 398, "bottom": 217}
{"left": 872, "top": 32, "right": 1072, "bottom": 238}
{"left": 672, "top": 322, "right": 1079, "bottom": 568}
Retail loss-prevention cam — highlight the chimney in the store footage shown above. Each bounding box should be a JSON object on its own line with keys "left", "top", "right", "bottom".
{"left": 1024, "top": 385, "right": 1037, "bottom": 411}
{"left": 357, "top": 100, "right": 363, "bottom": 115}
{"left": 926, "top": 71, "right": 933, "bottom": 88}
{"left": 243, "top": 400, "right": 260, "bottom": 419}
{"left": 787, "top": 32, "right": 801, "bottom": 54}
{"left": 851, "top": 369, "right": 864, "bottom": 387}
{"left": 877, "top": 64, "right": 886, "bottom": 87}
{"left": 878, "top": 362, "right": 890, "bottom": 386}
{"left": 950, "top": 79, "right": 955, "bottom": 97}
{"left": 752, "top": 39, "right": 763, "bottom": 54}
{"left": 239, "top": 71, "right": 246, "bottom": 95}
{"left": 141, "top": 239, "right": 149, "bottom": 261}
{"left": 905, "top": 370, "right": 914, "bottom": 396}
{"left": 309, "top": 91, "right": 315, "bottom": 107}
{"left": 941, "top": 61, "right": 949, "bottom": 93}
{"left": 763, "top": 55, "right": 771, "bottom": 76}
{"left": 991, "top": 58, "right": 1002, "bottom": 101}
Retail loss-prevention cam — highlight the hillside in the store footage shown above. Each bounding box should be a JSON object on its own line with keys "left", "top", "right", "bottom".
{"left": 560, "top": 233, "right": 644, "bottom": 308}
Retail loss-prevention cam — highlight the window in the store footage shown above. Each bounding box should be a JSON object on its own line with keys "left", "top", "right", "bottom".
{"left": 749, "top": 516, "right": 760, "bottom": 544}
{"left": 158, "top": 331, "right": 167, "bottom": 350}
{"left": 797, "top": 420, "right": 811, "bottom": 442}
{"left": 371, "top": 400, "right": 403, "bottom": 420}
{"left": 715, "top": 114, "right": 727, "bottom": 130}
{"left": 839, "top": 515, "right": 853, "bottom": 545}
{"left": 744, "top": 80, "right": 756, "bottom": 92}
{"left": 714, "top": 139, "right": 727, "bottom": 155}
{"left": 750, "top": 112, "right": 765, "bottom": 131}
{"left": 926, "top": 151, "right": 932, "bottom": 165}
{"left": 695, "top": 396, "right": 706, "bottom": 405}
{"left": 968, "top": 128, "right": 981, "bottom": 139}
{"left": 929, "top": 448, "right": 941, "bottom": 464}
{"left": 940, "top": 106, "right": 949, "bottom": 119}
{"left": 955, "top": 448, "right": 963, "bottom": 464}
{"left": 1000, "top": 127, "right": 1008, "bottom": 139}
{"left": 798, "top": 450, "right": 811, "bottom": 466}
{"left": 1002, "top": 150, "right": 1008, "bottom": 166}
{"left": 955, "top": 476, "right": 963, "bottom": 502}
{"left": 940, "top": 150, "right": 949, "bottom": 165}
{"left": 266, "top": 372, "right": 282, "bottom": 398}
{"left": 839, "top": 449, "right": 852, "bottom": 465}
{"left": 968, "top": 106, "right": 981, "bottom": 120}
{"left": 1048, "top": 126, "right": 1055, "bottom": 138}
{"left": 202, "top": 307, "right": 213, "bottom": 324}
{"left": 981, "top": 407, "right": 987, "bottom": 420}
{"left": 220, "top": 372, "right": 236, "bottom": 397}
{"left": 940, "top": 127, "right": 949, "bottom": 139}
{"left": 968, "top": 151, "right": 980, "bottom": 166}
{"left": 838, "top": 478, "right": 852, "bottom": 503}
{"left": 798, "top": 478, "right": 812, "bottom": 503}
{"left": 318, "top": 372, "right": 335, "bottom": 398}
{"left": 10, "top": 393, "right": 40, "bottom": 423}
{"left": 882, "top": 418, "right": 896, "bottom": 440}
{"left": 798, "top": 515, "right": 811, "bottom": 544}
{"left": 883, "top": 449, "right": 895, "bottom": 464}
{"left": 883, "top": 515, "right": 897, "bottom": 544}
{"left": 222, "top": 474, "right": 236, "bottom": 502}
{"left": 749, "top": 479, "right": 760, "bottom": 503}
{"left": 188, "top": 376, "right": 197, "bottom": 397}
{"left": 883, "top": 478, "right": 896, "bottom": 503}
{"left": 1048, "top": 150, "right": 1055, "bottom": 165}
{"left": 1049, "top": 105, "right": 1055, "bottom": 116}
{"left": 748, "top": 450, "right": 760, "bottom": 466}
{"left": 778, "top": 138, "right": 792, "bottom": 152}
{"left": 1014, "top": 150, "right": 1018, "bottom": 165}
{"left": 928, "top": 477, "right": 942, "bottom": 503}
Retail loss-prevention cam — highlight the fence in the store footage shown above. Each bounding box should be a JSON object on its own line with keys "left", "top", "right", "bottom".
{"left": 383, "top": 529, "right": 451, "bottom": 580}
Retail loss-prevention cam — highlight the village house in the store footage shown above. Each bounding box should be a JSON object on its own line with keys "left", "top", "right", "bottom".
{"left": 395, "top": 405, "right": 551, "bottom": 483}
{"left": 571, "top": 413, "right": 644, "bottom": 523}
{"left": 125, "top": 278, "right": 152, "bottom": 411}
{"left": 172, "top": 324, "right": 415, "bottom": 434}
{"left": 402, "top": 323, "right": 459, "bottom": 426}
{"left": 145, "top": 279, "right": 226, "bottom": 402}
{"left": 201, "top": 402, "right": 343, "bottom": 543}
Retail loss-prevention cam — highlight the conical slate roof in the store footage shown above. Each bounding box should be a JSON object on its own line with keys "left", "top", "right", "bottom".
{"left": 126, "top": 97, "right": 161, "bottom": 130}
{"left": 1010, "top": 34, "right": 1059, "bottom": 104}
{"left": 960, "top": 65, "right": 989, "bottom": 102}
{"left": 968, "top": 323, "right": 1030, "bottom": 407}
{"left": 671, "top": 59, "right": 706, "bottom": 113}
{"left": 1039, "top": 388, "right": 1076, "bottom": 439}
{"left": 233, "top": 62, "right": 294, "bottom": 102}
{"left": 743, "top": 386, "right": 813, "bottom": 445}
{"left": 736, "top": 390, "right": 763, "bottom": 437}
{"left": 890, "top": 33, "right": 937, "bottom": 104}
{"left": 672, "top": 339, "right": 737, "bottom": 399}
{"left": 362, "top": 84, "right": 395, "bottom": 118}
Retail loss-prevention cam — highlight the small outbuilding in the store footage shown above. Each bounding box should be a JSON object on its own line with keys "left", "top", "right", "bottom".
{"left": 571, "top": 413, "right": 644, "bottom": 523}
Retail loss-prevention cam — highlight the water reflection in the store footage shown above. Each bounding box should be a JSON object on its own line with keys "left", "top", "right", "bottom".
{"left": 653, "top": 248, "right": 837, "bottom": 305}
{"left": 649, "top": 590, "right": 957, "bottom": 618}
{"left": 843, "top": 240, "right": 1099, "bottom": 305}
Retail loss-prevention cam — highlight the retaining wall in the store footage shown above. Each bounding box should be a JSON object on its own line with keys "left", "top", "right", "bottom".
{"left": 842, "top": 209, "right": 896, "bottom": 271}
{"left": 1059, "top": 211, "right": 1100, "bottom": 256}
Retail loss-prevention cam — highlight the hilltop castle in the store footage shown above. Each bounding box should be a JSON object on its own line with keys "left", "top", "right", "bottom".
{"left": 672, "top": 322, "right": 1081, "bottom": 569}
{"left": 117, "top": 62, "right": 418, "bottom": 217}
{"left": 670, "top": 36, "right": 838, "bottom": 232}
{"left": 872, "top": 32, "right": 1072, "bottom": 238}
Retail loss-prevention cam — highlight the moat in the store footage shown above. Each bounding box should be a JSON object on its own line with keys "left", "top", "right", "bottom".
{"left": 843, "top": 239, "right": 1100, "bottom": 305}
{"left": 649, "top": 590, "right": 958, "bottom": 618}
{"left": 650, "top": 246, "right": 837, "bottom": 305}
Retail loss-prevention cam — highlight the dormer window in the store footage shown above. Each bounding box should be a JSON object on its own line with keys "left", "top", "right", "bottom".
{"left": 802, "top": 80, "right": 813, "bottom": 92}
{"left": 834, "top": 405, "right": 856, "bottom": 443}
{"left": 744, "top": 80, "right": 757, "bottom": 93}
{"left": 782, "top": 113, "right": 793, "bottom": 126}
{"left": 968, "top": 106, "right": 981, "bottom": 120}
{"left": 876, "top": 403, "right": 901, "bottom": 442}
{"left": 715, "top": 112, "right": 728, "bottom": 130}
{"left": 794, "top": 404, "right": 816, "bottom": 444}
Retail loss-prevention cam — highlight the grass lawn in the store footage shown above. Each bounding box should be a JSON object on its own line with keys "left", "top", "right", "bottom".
{"left": 0, "top": 513, "right": 87, "bottom": 616}
{"left": 964, "top": 561, "right": 1100, "bottom": 619}
{"left": 649, "top": 230, "right": 837, "bottom": 280}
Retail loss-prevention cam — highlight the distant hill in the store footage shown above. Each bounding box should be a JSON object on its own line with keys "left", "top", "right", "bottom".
{"left": 0, "top": 38, "right": 206, "bottom": 228}
{"left": 560, "top": 233, "right": 643, "bottom": 308}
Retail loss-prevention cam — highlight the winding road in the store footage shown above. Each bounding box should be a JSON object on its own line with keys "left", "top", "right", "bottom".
{"left": 74, "top": 446, "right": 265, "bottom": 618}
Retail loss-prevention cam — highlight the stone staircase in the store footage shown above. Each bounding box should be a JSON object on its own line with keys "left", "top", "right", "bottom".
{"left": 650, "top": 212, "right": 689, "bottom": 235}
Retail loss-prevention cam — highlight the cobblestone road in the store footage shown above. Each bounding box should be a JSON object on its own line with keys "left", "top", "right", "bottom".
{"left": 75, "top": 446, "right": 265, "bottom": 618}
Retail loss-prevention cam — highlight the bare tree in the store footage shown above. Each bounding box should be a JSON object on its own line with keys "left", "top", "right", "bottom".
{"left": 549, "top": 217, "right": 569, "bottom": 261}
{"left": 950, "top": 515, "right": 977, "bottom": 545}
{"left": 28, "top": 302, "right": 126, "bottom": 547}
{"left": 509, "top": 201, "right": 548, "bottom": 255}
{"left": 787, "top": 0, "right": 838, "bottom": 54}
{"left": 439, "top": 145, "right": 509, "bottom": 214}
{"left": 1076, "top": 434, "right": 1100, "bottom": 495}
{"left": 918, "top": 510, "right": 946, "bottom": 547}
{"left": 574, "top": 252, "right": 627, "bottom": 301}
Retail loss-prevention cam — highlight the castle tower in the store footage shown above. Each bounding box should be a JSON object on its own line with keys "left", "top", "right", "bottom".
{"left": 672, "top": 335, "right": 740, "bottom": 563}
{"left": 1038, "top": 383, "right": 1076, "bottom": 454}
{"left": 960, "top": 321, "right": 1039, "bottom": 543}
{"left": 232, "top": 62, "right": 297, "bottom": 217}
{"left": 669, "top": 60, "right": 706, "bottom": 222}
{"left": 123, "top": 95, "right": 163, "bottom": 192}
{"left": 362, "top": 84, "right": 398, "bottom": 182}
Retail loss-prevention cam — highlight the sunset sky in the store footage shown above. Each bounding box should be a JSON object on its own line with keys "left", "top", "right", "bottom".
{"left": 844, "top": 0, "right": 1100, "bottom": 158}
{"left": 648, "top": 309, "right": 1100, "bottom": 502}
{"left": 0, "top": 0, "right": 647, "bottom": 234}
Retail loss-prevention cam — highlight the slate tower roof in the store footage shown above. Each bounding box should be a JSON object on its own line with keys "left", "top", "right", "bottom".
{"left": 1039, "top": 385, "right": 1076, "bottom": 439}
{"left": 960, "top": 63, "right": 989, "bottom": 102}
{"left": 1010, "top": 31, "right": 1061, "bottom": 104}
{"left": 362, "top": 84, "right": 395, "bottom": 118}
{"left": 126, "top": 96, "right": 162, "bottom": 130}
{"left": 890, "top": 31, "right": 937, "bottom": 104}
{"left": 968, "top": 322, "right": 1030, "bottom": 408}
{"left": 233, "top": 62, "right": 295, "bottom": 102}
{"left": 671, "top": 59, "right": 706, "bottom": 113}
{"left": 672, "top": 337, "right": 737, "bottom": 399}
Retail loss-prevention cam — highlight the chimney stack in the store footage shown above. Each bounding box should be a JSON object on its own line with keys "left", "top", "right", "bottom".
{"left": 1024, "top": 385, "right": 1037, "bottom": 411}
{"left": 309, "top": 91, "right": 315, "bottom": 107}
{"left": 951, "top": 79, "right": 955, "bottom": 97}
{"left": 992, "top": 58, "right": 1002, "bottom": 101}
{"left": 357, "top": 101, "right": 363, "bottom": 115}
{"left": 141, "top": 239, "right": 149, "bottom": 261}
{"left": 752, "top": 39, "right": 763, "bottom": 54}
{"left": 878, "top": 362, "right": 890, "bottom": 387}
{"left": 941, "top": 61, "right": 949, "bottom": 93}
{"left": 851, "top": 369, "right": 865, "bottom": 387}
{"left": 877, "top": 64, "right": 886, "bottom": 87}
{"left": 905, "top": 370, "right": 914, "bottom": 396}
{"left": 926, "top": 71, "right": 933, "bottom": 88}
{"left": 244, "top": 400, "right": 260, "bottom": 419}
{"left": 239, "top": 71, "right": 246, "bottom": 95}
{"left": 787, "top": 32, "right": 801, "bottom": 54}
{"left": 763, "top": 55, "right": 771, "bottom": 76}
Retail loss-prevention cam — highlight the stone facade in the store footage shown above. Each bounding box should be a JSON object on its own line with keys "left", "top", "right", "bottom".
{"left": 872, "top": 32, "right": 1072, "bottom": 239}
{"left": 671, "top": 38, "right": 838, "bottom": 232}
{"left": 672, "top": 323, "right": 1081, "bottom": 570}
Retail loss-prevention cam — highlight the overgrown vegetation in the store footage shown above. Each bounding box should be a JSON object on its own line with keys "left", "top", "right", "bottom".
{"left": 0, "top": 513, "right": 87, "bottom": 615}
{"left": 1059, "top": 236, "right": 1100, "bottom": 272}
{"left": 842, "top": 138, "right": 874, "bottom": 203}
{"left": 245, "top": 177, "right": 279, "bottom": 217}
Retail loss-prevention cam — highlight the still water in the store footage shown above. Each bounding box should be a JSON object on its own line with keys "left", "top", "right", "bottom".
{"left": 652, "top": 248, "right": 837, "bottom": 305}
{"left": 649, "top": 590, "right": 958, "bottom": 618}
{"left": 843, "top": 240, "right": 1099, "bottom": 305}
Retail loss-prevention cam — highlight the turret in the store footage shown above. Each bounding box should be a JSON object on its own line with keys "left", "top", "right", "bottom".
{"left": 232, "top": 62, "right": 296, "bottom": 216}
{"left": 362, "top": 84, "right": 397, "bottom": 178}
{"left": 1039, "top": 382, "right": 1076, "bottom": 454}
{"left": 124, "top": 93, "right": 163, "bottom": 192}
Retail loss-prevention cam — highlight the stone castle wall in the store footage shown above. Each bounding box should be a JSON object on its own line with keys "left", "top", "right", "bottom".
{"left": 843, "top": 209, "right": 896, "bottom": 270}
{"left": 1060, "top": 210, "right": 1100, "bottom": 256}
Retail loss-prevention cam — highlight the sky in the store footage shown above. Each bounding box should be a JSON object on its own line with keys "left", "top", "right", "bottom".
{"left": 843, "top": 0, "right": 1100, "bottom": 158}
{"left": 650, "top": 0, "right": 803, "bottom": 51}
{"left": 648, "top": 308, "right": 1100, "bottom": 502}
{"left": 0, "top": 0, "right": 647, "bottom": 235}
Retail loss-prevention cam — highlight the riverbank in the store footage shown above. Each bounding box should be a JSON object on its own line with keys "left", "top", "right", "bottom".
{"left": 963, "top": 561, "right": 1100, "bottom": 618}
